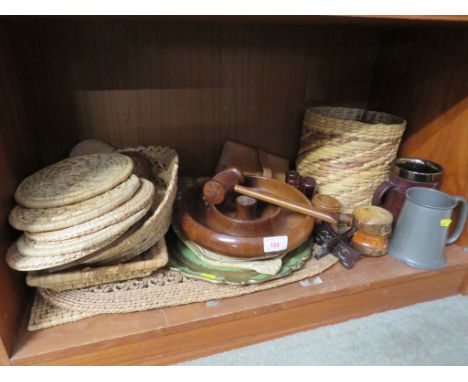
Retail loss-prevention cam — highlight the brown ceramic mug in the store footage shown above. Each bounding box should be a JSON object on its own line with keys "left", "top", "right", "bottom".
{"left": 372, "top": 158, "right": 443, "bottom": 223}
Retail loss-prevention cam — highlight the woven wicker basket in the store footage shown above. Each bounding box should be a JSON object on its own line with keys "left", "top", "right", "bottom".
{"left": 296, "top": 106, "right": 406, "bottom": 213}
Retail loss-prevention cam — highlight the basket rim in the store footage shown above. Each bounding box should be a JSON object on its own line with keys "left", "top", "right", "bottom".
{"left": 306, "top": 106, "right": 406, "bottom": 126}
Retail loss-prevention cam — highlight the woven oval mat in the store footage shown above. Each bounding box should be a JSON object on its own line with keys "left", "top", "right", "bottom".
{"left": 9, "top": 174, "right": 140, "bottom": 233}
{"left": 30, "top": 253, "right": 337, "bottom": 330}
{"left": 15, "top": 153, "right": 133, "bottom": 208}
{"left": 25, "top": 179, "right": 154, "bottom": 242}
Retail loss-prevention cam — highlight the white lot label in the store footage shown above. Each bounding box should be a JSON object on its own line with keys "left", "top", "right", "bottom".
{"left": 263, "top": 236, "right": 288, "bottom": 253}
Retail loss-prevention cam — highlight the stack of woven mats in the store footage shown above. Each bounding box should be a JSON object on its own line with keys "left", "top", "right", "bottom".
{"left": 5, "top": 141, "right": 337, "bottom": 331}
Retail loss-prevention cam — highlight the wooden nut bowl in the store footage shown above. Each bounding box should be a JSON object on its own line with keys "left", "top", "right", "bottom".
{"left": 177, "top": 175, "right": 315, "bottom": 259}
{"left": 206, "top": 176, "right": 284, "bottom": 237}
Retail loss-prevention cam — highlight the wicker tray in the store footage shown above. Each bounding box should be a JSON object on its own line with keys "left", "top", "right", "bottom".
{"left": 26, "top": 238, "right": 168, "bottom": 291}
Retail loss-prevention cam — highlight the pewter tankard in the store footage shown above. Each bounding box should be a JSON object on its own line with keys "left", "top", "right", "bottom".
{"left": 389, "top": 187, "right": 468, "bottom": 270}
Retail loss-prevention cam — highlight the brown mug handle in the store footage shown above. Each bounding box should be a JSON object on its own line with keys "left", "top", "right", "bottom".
{"left": 372, "top": 179, "right": 397, "bottom": 206}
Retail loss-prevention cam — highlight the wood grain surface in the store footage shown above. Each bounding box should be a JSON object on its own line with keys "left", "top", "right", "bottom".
{"left": 6, "top": 18, "right": 379, "bottom": 176}
{"left": 0, "top": 22, "right": 37, "bottom": 364}
{"left": 370, "top": 25, "right": 468, "bottom": 244}
{"left": 10, "top": 244, "right": 468, "bottom": 365}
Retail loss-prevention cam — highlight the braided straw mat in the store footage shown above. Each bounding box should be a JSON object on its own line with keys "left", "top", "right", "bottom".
{"left": 26, "top": 238, "right": 168, "bottom": 291}
{"left": 9, "top": 174, "right": 140, "bottom": 233}
{"left": 17, "top": 200, "right": 152, "bottom": 256}
{"left": 296, "top": 107, "right": 406, "bottom": 213}
{"left": 15, "top": 152, "right": 134, "bottom": 209}
{"left": 7, "top": 207, "right": 149, "bottom": 271}
{"left": 24, "top": 178, "right": 154, "bottom": 242}
{"left": 29, "top": 252, "right": 337, "bottom": 330}
{"left": 80, "top": 145, "right": 179, "bottom": 265}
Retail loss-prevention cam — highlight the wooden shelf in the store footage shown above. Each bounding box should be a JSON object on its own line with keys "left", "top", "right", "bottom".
{"left": 10, "top": 245, "right": 468, "bottom": 365}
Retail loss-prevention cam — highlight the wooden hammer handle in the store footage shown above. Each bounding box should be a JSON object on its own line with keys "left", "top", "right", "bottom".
{"left": 234, "top": 185, "right": 338, "bottom": 224}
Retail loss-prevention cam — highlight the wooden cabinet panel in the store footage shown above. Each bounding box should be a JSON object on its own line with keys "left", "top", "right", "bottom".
{"left": 0, "top": 22, "right": 37, "bottom": 362}
{"left": 370, "top": 26, "right": 468, "bottom": 244}
{"left": 8, "top": 19, "right": 379, "bottom": 175}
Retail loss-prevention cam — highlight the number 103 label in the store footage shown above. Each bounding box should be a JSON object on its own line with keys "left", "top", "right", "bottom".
{"left": 263, "top": 236, "right": 288, "bottom": 253}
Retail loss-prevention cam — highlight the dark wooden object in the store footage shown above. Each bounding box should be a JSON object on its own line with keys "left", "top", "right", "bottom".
{"left": 285, "top": 170, "right": 301, "bottom": 189}
{"left": 313, "top": 222, "right": 361, "bottom": 269}
{"left": 300, "top": 177, "right": 317, "bottom": 199}
{"left": 215, "top": 140, "right": 289, "bottom": 181}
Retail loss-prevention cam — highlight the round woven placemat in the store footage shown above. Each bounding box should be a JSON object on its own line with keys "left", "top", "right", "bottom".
{"left": 25, "top": 178, "right": 154, "bottom": 242}
{"left": 30, "top": 253, "right": 338, "bottom": 330}
{"left": 9, "top": 174, "right": 140, "bottom": 233}
{"left": 81, "top": 146, "right": 179, "bottom": 265}
{"left": 6, "top": 234, "right": 120, "bottom": 272}
{"left": 16, "top": 206, "right": 150, "bottom": 257}
{"left": 15, "top": 152, "right": 134, "bottom": 208}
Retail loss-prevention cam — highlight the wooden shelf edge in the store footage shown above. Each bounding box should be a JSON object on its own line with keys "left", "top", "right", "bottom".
{"left": 11, "top": 269, "right": 467, "bottom": 366}
{"left": 2, "top": 15, "right": 467, "bottom": 27}
{"left": 10, "top": 245, "right": 468, "bottom": 365}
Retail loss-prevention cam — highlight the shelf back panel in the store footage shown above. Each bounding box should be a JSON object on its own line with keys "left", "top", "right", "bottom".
{"left": 8, "top": 18, "right": 380, "bottom": 176}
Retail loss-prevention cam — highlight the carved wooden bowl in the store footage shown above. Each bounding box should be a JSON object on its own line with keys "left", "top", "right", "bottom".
{"left": 177, "top": 176, "right": 314, "bottom": 259}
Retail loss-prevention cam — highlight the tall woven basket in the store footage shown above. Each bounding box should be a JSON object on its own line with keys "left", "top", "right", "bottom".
{"left": 296, "top": 106, "right": 406, "bottom": 213}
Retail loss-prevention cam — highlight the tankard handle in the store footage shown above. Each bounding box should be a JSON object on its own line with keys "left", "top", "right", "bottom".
{"left": 446, "top": 195, "right": 468, "bottom": 245}
{"left": 372, "top": 179, "right": 397, "bottom": 206}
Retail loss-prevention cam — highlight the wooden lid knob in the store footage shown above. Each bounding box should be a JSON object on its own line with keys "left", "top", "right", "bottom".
{"left": 352, "top": 206, "right": 393, "bottom": 236}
